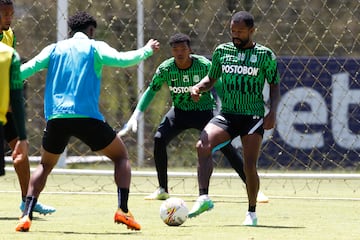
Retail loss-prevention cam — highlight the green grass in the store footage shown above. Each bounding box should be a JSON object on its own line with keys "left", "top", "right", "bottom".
{"left": 1, "top": 171, "right": 360, "bottom": 240}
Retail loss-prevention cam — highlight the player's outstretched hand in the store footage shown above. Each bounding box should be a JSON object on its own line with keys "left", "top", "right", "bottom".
{"left": 118, "top": 123, "right": 132, "bottom": 137}
{"left": 12, "top": 140, "right": 28, "bottom": 162}
{"left": 118, "top": 110, "right": 142, "bottom": 136}
{"left": 263, "top": 110, "right": 276, "bottom": 130}
{"left": 146, "top": 39, "right": 160, "bottom": 53}
{"left": 190, "top": 85, "right": 201, "bottom": 102}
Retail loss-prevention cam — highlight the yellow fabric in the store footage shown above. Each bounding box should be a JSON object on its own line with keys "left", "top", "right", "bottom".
{"left": 1, "top": 28, "right": 15, "bottom": 47}
{"left": 0, "top": 43, "right": 13, "bottom": 125}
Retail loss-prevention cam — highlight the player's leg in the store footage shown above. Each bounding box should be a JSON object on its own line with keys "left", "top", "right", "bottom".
{"left": 4, "top": 112, "right": 56, "bottom": 215}
{"left": 147, "top": 108, "right": 182, "bottom": 200}
{"left": 100, "top": 136, "right": 131, "bottom": 205}
{"left": 29, "top": 150, "right": 60, "bottom": 197}
{"left": 188, "top": 122, "right": 231, "bottom": 218}
{"left": 95, "top": 121, "right": 140, "bottom": 230}
{"left": 219, "top": 143, "right": 269, "bottom": 203}
{"left": 219, "top": 143, "right": 246, "bottom": 182}
{"left": 8, "top": 138, "right": 30, "bottom": 196}
{"left": 4, "top": 112, "right": 29, "bottom": 193}
{"left": 201, "top": 110, "right": 247, "bottom": 182}
{"left": 241, "top": 133, "right": 262, "bottom": 226}
{"left": 16, "top": 149, "right": 60, "bottom": 232}
{"left": 16, "top": 118, "right": 68, "bottom": 232}
{"left": 101, "top": 135, "right": 141, "bottom": 230}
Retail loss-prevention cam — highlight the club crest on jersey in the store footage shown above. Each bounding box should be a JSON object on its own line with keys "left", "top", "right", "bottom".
{"left": 250, "top": 55, "right": 257, "bottom": 63}
{"left": 193, "top": 75, "right": 200, "bottom": 83}
{"left": 183, "top": 75, "right": 190, "bottom": 82}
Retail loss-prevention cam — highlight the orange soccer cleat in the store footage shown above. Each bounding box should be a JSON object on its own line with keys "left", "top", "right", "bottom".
{"left": 15, "top": 215, "right": 32, "bottom": 232}
{"left": 114, "top": 209, "right": 141, "bottom": 231}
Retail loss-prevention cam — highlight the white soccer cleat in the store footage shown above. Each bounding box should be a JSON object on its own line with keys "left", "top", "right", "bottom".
{"left": 256, "top": 191, "right": 269, "bottom": 203}
{"left": 242, "top": 211, "right": 258, "bottom": 226}
{"left": 188, "top": 195, "right": 214, "bottom": 218}
{"left": 144, "top": 187, "right": 170, "bottom": 200}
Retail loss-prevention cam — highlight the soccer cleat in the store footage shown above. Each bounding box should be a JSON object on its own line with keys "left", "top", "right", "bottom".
{"left": 20, "top": 201, "right": 56, "bottom": 215}
{"left": 242, "top": 211, "right": 258, "bottom": 226}
{"left": 144, "top": 187, "right": 170, "bottom": 200}
{"left": 114, "top": 209, "right": 141, "bottom": 231}
{"left": 15, "top": 215, "right": 32, "bottom": 232}
{"left": 256, "top": 191, "right": 269, "bottom": 203}
{"left": 188, "top": 195, "right": 214, "bottom": 218}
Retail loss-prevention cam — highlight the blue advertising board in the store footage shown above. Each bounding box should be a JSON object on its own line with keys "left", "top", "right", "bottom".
{"left": 229, "top": 56, "right": 360, "bottom": 170}
{"left": 256, "top": 57, "right": 360, "bottom": 169}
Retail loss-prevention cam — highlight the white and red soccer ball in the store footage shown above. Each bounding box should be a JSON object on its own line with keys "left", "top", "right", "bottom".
{"left": 159, "top": 197, "right": 189, "bottom": 226}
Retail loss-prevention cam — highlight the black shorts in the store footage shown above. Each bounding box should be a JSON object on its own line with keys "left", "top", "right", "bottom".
{"left": 42, "top": 118, "right": 116, "bottom": 154}
{"left": 209, "top": 113, "right": 264, "bottom": 139}
{"left": 4, "top": 112, "right": 18, "bottom": 142}
{"left": 155, "top": 107, "right": 213, "bottom": 143}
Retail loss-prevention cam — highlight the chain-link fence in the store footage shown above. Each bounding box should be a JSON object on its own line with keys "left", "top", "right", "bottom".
{"left": 9, "top": 0, "right": 360, "bottom": 171}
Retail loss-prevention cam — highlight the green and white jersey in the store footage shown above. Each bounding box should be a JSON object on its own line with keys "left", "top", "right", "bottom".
{"left": 149, "top": 54, "right": 215, "bottom": 111}
{"left": 209, "top": 42, "right": 280, "bottom": 116}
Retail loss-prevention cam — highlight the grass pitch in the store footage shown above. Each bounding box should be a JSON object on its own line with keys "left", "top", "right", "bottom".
{"left": 0, "top": 171, "right": 359, "bottom": 240}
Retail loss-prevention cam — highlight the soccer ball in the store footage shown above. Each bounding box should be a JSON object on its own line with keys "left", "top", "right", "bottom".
{"left": 159, "top": 197, "right": 189, "bottom": 226}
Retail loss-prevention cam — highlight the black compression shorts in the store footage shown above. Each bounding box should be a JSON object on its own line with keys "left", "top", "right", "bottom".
{"left": 155, "top": 107, "right": 213, "bottom": 143}
{"left": 42, "top": 118, "right": 116, "bottom": 154}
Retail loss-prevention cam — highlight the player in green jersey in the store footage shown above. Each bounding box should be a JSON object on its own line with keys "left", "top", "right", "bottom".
{"left": 119, "top": 33, "right": 269, "bottom": 204}
{"left": 190, "top": 11, "right": 280, "bottom": 226}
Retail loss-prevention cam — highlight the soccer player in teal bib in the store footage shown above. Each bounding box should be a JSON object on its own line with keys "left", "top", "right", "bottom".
{"left": 120, "top": 33, "right": 269, "bottom": 206}
{"left": 15, "top": 11, "right": 160, "bottom": 232}
{"left": 191, "top": 11, "right": 280, "bottom": 226}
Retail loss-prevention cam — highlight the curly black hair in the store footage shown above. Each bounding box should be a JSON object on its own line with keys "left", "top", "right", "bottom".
{"left": 169, "top": 33, "right": 191, "bottom": 47}
{"left": 68, "top": 11, "right": 97, "bottom": 33}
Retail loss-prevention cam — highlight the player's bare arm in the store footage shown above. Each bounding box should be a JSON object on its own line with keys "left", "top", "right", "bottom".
{"left": 191, "top": 76, "right": 216, "bottom": 102}
{"left": 263, "top": 83, "right": 280, "bottom": 130}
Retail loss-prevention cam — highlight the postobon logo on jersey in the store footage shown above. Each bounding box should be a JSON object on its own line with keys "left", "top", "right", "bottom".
{"left": 222, "top": 65, "right": 259, "bottom": 76}
{"left": 169, "top": 86, "right": 192, "bottom": 93}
